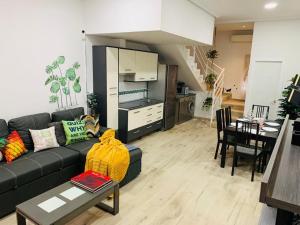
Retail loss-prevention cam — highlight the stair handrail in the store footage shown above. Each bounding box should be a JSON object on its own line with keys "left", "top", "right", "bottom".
{"left": 188, "top": 45, "right": 225, "bottom": 126}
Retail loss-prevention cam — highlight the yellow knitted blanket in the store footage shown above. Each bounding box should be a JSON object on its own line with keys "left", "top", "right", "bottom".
{"left": 85, "top": 129, "right": 130, "bottom": 182}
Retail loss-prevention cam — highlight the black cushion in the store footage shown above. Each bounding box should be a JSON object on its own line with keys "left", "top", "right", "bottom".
{"left": 48, "top": 122, "right": 66, "bottom": 146}
{"left": 8, "top": 113, "right": 51, "bottom": 150}
{"left": 0, "top": 119, "right": 9, "bottom": 139}
{"left": 66, "top": 138, "right": 99, "bottom": 160}
{"left": 0, "top": 157, "right": 42, "bottom": 192}
{"left": 51, "top": 107, "right": 84, "bottom": 122}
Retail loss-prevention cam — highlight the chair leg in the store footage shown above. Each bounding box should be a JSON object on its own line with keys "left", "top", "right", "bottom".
{"left": 231, "top": 151, "right": 236, "bottom": 176}
{"left": 214, "top": 142, "right": 220, "bottom": 159}
{"left": 251, "top": 157, "right": 256, "bottom": 182}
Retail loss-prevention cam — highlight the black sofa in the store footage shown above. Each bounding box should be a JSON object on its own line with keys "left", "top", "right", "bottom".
{"left": 0, "top": 107, "right": 142, "bottom": 218}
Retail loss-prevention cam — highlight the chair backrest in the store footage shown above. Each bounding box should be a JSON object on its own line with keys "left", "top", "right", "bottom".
{"left": 235, "top": 120, "right": 260, "bottom": 151}
{"left": 225, "top": 106, "right": 232, "bottom": 126}
{"left": 252, "top": 105, "right": 270, "bottom": 119}
{"left": 216, "top": 109, "right": 225, "bottom": 137}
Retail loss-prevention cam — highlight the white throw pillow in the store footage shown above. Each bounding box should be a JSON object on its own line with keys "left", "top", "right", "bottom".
{"left": 30, "top": 127, "right": 59, "bottom": 152}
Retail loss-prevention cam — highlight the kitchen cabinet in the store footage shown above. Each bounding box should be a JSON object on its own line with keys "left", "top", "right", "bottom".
{"left": 93, "top": 46, "right": 119, "bottom": 130}
{"left": 119, "top": 49, "right": 136, "bottom": 75}
{"left": 118, "top": 102, "right": 164, "bottom": 143}
{"left": 135, "top": 51, "right": 158, "bottom": 81}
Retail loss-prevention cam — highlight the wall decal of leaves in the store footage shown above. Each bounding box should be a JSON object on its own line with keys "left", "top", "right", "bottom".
{"left": 44, "top": 56, "right": 82, "bottom": 110}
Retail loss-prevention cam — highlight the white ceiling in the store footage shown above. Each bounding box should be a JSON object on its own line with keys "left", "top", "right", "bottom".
{"left": 190, "top": 0, "right": 300, "bottom": 23}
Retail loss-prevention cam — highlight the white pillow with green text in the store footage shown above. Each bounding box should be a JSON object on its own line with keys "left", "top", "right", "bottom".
{"left": 30, "top": 127, "right": 59, "bottom": 152}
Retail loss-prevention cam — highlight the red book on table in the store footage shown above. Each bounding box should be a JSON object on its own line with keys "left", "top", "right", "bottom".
{"left": 71, "top": 170, "right": 112, "bottom": 193}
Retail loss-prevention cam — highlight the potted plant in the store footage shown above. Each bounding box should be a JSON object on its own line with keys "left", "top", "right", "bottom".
{"left": 87, "top": 93, "right": 98, "bottom": 115}
{"left": 202, "top": 97, "right": 213, "bottom": 110}
{"left": 278, "top": 74, "right": 300, "bottom": 120}
{"left": 206, "top": 49, "right": 219, "bottom": 68}
{"left": 205, "top": 73, "right": 217, "bottom": 90}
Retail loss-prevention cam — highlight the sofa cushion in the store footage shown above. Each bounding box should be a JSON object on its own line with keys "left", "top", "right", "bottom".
{"left": 48, "top": 122, "right": 66, "bottom": 146}
{"left": 51, "top": 107, "right": 84, "bottom": 122}
{"left": 0, "top": 119, "right": 9, "bottom": 139}
{"left": 65, "top": 138, "right": 99, "bottom": 160}
{"left": 0, "top": 163, "right": 16, "bottom": 194}
{"left": 8, "top": 113, "right": 51, "bottom": 150}
{"left": 0, "top": 158, "right": 42, "bottom": 192}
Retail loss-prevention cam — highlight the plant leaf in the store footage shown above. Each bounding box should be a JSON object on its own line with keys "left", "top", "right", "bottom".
{"left": 57, "top": 56, "right": 65, "bottom": 65}
{"left": 52, "top": 61, "right": 59, "bottom": 69}
{"left": 45, "top": 65, "right": 53, "bottom": 74}
{"left": 49, "top": 95, "right": 58, "bottom": 103}
{"left": 73, "top": 62, "right": 80, "bottom": 69}
{"left": 50, "top": 81, "right": 60, "bottom": 94}
{"left": 62, "top": 87, "right": 70, "bottom": 95}
{"left": 45, "top": 75, "right": 58, "bottom": 85}
{"left": 73, "top": 77, "right": 81, "bottom": 93}
{"left": 59, "top": 77, "right": 67, "bottom": 86}
{"left": 65, "top": 68, "right": 76, "bottom": 81}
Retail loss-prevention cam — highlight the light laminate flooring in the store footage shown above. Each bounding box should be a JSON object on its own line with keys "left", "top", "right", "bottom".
{"left": 0, "top": 119, "right": 262, "bottom": 225}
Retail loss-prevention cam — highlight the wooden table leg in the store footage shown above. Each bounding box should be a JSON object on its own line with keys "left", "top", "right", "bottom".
{"left": 16, "top": 211, "right": 26, "bottom": 225}
{"left": 276, "top": 209, "right": 293, "bottom": 225}
{"left": 96, "top": 184, "right": 119, "bottom": 215}
{"left": 220, "top": 131, "right": 227, "bottom": 168}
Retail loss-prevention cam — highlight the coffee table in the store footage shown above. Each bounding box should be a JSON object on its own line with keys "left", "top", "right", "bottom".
{"left": 16, "top": 181, "right": 119, "bottom": 225}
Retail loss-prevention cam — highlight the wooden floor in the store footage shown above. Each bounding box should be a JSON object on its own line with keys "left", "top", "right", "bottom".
{"left": 0, "top": 119, "right": 262, "bottom": 225}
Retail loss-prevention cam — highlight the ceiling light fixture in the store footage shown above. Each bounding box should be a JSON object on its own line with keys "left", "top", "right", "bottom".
{"left": 264, "top": 2, "right": 278, "bottom": 9}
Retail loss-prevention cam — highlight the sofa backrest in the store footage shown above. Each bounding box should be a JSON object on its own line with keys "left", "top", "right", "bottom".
{"left": 51, "top": 107, "right": 84, "bottom": 122}
{"left": 0, "top": 119, "right": 9, "bottom": 139}
{"left": 8, "top": 113, "right": 51, "bottom": 150}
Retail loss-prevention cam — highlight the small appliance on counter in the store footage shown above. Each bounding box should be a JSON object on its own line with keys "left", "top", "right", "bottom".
{"left": 177, "top": 81, "right": 190, "bottom": 95}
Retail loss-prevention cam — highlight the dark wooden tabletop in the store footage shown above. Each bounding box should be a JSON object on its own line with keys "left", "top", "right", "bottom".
{"left": 16, "top": 181, "right": 118, "bottom": 225}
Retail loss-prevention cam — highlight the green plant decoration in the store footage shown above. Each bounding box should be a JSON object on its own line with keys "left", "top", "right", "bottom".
{"left": 202, "top": 97, "right": 213, "bottom": 110}
{"left": 277, "top": 74, "right": 300, "bottom": 120}
{"left": 206, "top": 49, "right": 219, "bottom": 68}
{"left": 45, "top": 56, "right": 81, "bottom": 109}
{"left": 205, "top": 73, "right": 217, "bottom": 90}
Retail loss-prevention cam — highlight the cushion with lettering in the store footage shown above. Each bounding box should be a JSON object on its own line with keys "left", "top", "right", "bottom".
{"left": 29, "top": 127, "right": 60, "bottom": 152}
{"left": 62, "top": 120, "right": 88, "bottom": 145}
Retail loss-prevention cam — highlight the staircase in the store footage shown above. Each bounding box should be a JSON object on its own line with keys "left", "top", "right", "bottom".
{"left": 185, "top": 45, "right": 225, "bottom": 126}
{"left": 222, "top": 93, "right": 245, "bottom": 120}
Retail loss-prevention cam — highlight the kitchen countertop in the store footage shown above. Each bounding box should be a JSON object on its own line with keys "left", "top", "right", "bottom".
{"left": 119, "top": 99, "right": 164, "bottom": 110}
{"left": 176, "top": 93, "right": 196, "bottom": 99}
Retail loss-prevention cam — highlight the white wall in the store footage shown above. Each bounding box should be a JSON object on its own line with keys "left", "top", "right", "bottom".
{"left": 245, "top": 20, "right": 300, "bottom": 117}
{"left": 0, "top": 0, "right": 86, "bottom": 121}
{"left": 161, "top": 0, "right": 215, "bottom": 45}
{"left": 82, "top": 0, "right": 162, "bottom": 34}
{"left": 215, "top": 31, "right": 252, "bottom": 99}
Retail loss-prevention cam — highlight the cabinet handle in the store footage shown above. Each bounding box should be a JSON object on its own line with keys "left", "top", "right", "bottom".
{"left": 146, "top": 125, "right": 152, "bottom": 129}
{"left": 147, "top": 114, "right": 152, "bottom": 117}
{"left": 110, "top": 93, "right": 117, "bottom": 96}
{"left": 125, "top": 69, "right": 132, "bottom": 72}
{"left": 139, "top": 78, "right": 145, "bottom": 80}
{"left": 157, "top": 116, "right": 161, "bottom": 120}
{"left": 150, "top": 77, "right": 155, "bottom": 80}
{"left": 157, "top": 111, "right": 162, "bottom": 114}
{"left": 157, "top": 105, "right": 162, "bottom": 108}
{"left": 147, "top": 120, "right": 152, "bottom": 123}
{"left": 133, "top": 130, "right": 140, "bottom": 134}
{"left": 147, "top": 108, "right": 153, "bottom": 110}
{"left": 109, "top": 87, "right": 117, "bottom": 90}
{"left": 134, "top": 111, "right": 140, "bottom": 114}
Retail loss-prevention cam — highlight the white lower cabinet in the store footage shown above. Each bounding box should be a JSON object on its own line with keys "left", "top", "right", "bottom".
{"left": 119, "top": 103, "right": 164, "bottom": 143}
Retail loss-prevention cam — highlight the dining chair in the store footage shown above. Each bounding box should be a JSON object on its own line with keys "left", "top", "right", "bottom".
{"left": 225, "top": 106, "right": 232, "bottom": 127}
{"left": 252, "top": 105, "right": 270, "bottom": 119}
{"left": 214, "top": 108, "right": 235, "bottom": 159}
{"left": 231, "top": 120, "right": 263, "bottom": 182}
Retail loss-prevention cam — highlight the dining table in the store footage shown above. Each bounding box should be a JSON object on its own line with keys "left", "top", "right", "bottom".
{"left": 220, "top": 119, "right": 282, "bottom": 168}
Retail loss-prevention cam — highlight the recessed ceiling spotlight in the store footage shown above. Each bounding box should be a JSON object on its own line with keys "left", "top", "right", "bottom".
{"left": 264, "top": 2, "right": 278, "bottom": 9}
{"left": 242, "top": 25, "right": 246, "bottom": 28}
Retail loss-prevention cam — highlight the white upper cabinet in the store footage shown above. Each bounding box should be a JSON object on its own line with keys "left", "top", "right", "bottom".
{"left": 119, "top": 49, "right": 136, "bottom": 75}
{"left": 135, "top": 51, "right": 158, "bottom": 81}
